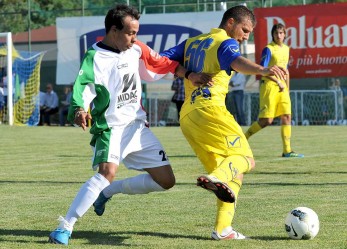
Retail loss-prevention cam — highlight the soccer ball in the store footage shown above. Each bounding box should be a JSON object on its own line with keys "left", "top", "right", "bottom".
{"left": 285, "top": 207, "right": 319, "bottom": 240}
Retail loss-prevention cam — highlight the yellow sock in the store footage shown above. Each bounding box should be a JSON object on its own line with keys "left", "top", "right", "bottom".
{"left": 209, "top": 155, "right": 251, "bottom": 183}
{"left": 245, "top": 121, "right": 262, "bottom": 139}
{"left": 281, "top": 124, "right": 292, "bottom": 153}
{"left": 209, "top": 156, "right": 248, "bottom": 234}
{"left": 215, "top": 180, "right": 242, "bottom": 233}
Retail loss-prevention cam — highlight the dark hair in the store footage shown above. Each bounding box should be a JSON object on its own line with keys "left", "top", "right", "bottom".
{"left": 219, "top": 5, "right": 256, "bottom": 28}
{"left": 271, "top": 23, "right": 286, "bottom": 42}
{"left": 104, "top": 4, "right": 140, "bottom": 34}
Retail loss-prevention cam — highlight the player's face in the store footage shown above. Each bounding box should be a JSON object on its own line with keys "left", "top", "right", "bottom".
{"left": 113, "top": 15, "right": 139, "bottom": 51}
{"left": 228, "top": 18, "right": 253, "bottom": 43}
{"left": 273, "top": 29, "right": 286, "bottom": 45}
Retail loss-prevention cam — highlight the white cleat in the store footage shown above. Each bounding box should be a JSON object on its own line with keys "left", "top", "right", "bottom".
{"left": 211, "top": 226, "right": 247, "bottom": 240}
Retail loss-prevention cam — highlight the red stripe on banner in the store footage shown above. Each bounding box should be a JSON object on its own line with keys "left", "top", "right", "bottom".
{"left": 254, "top": 3, "right": 347, "bottom": 78}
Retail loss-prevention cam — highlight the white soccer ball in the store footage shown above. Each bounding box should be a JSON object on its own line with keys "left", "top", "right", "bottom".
{"left": 285, "top": 207, "right": 319, "bottom": 240}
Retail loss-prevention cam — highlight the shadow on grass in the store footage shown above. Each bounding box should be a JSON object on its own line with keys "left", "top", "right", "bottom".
{"left": 0, "top": 229, "right": 210, "bottom": 245}
{"left": 0, "top": 179, "right": 346, "bottom": 186}
{"left": 249, "top": 236, "right": 290, "bottom": 241}
{"left": 169, "top": 155, "right": 196, "bottom": 158}
{"left": 253, "top": 171, "right": 347, "bottom": 175}
{"left": 0, "top": 180, "right": 85, "bottom": 184}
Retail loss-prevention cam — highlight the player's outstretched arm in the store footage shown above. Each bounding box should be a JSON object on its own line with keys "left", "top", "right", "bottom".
{"left": 231, "top": 56, "right": 287, "bottom": 81}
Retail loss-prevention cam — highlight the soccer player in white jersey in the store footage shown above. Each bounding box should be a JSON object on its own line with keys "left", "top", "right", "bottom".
{"left": 48, "top": 4, "right": 211, "bottom": 245}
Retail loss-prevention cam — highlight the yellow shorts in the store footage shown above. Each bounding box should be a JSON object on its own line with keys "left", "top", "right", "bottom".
{"left": 259, "top": 82, "right": 291, "bottom": 118}
{"left": 180, "top": 106, "right": 253, "bottom": 173}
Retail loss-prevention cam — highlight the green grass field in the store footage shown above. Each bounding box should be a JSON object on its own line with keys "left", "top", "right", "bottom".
{"left": 0, "top": 125, "right": 346, "bottom": 249}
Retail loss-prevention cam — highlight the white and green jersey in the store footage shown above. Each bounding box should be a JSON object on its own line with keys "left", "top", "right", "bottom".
{"left": 68, "top": 41, "right": 178, "bottom": 134}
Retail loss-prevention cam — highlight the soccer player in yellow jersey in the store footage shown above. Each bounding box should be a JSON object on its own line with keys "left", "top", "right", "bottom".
{"left": 161, "top": 6, "right": 287, "bottom": 240}
{"left": 244, "top": 23, "right": 304, "bottom": 158}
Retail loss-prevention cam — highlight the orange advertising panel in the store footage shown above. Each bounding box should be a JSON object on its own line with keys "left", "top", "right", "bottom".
{"left": 254, "top": 3, "right": 347, "bottom": 78}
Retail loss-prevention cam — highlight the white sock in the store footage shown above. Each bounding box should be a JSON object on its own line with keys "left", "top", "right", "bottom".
{"left": 64, "top": 173, "right": 109, "bottom": 228}
{"left": 103, "top": 174, "right": 165, "bottom": 197}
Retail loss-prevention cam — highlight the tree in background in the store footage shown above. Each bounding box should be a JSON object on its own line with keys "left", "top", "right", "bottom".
{"left": 0, "top": 0, "right": 345, "bottom": 33}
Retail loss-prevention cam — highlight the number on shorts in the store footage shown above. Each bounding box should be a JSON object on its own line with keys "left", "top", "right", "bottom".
{"left": 159, "top": 150, "right": 168, "bottom": 161}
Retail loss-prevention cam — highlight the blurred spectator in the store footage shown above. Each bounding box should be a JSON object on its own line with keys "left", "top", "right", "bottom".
{"left": 0, "top": 82, "right": 4, "bottom": 123}
{"left": 228, "top": 72, "right": 246, "bottom": 126}
{"left": 329, "top": 78, "right": 341, "bottom": 91}
{"left": 340, "top": 81, "right": 347, "bottom": 119}
{"left": 330, "top": 78, "right": 347, "bottom": 119}
{"left": 39, "top": 91, "right": 46, "bottom": 106}
{"left": 59, "top": 85, "right": 73, "bottom": 126}
{"left": 171, "top": 77, "right": 185, "bottom": 121}
{"left": 39, "top": 83, "right": 59, "bottom": 126}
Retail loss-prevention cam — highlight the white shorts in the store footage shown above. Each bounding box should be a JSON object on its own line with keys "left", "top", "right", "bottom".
{"left": 91, "top": 120, "right": 170, "bottom": 171}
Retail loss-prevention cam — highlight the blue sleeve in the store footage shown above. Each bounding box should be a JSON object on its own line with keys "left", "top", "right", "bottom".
{"left": 160, "top": 40, "right": 187, "bottom": 65}
{"left": 217, "top": 39, "right": 241, "bottom": 76}
{"left": 260, "top": 47, "right": 271, "bottom": 67}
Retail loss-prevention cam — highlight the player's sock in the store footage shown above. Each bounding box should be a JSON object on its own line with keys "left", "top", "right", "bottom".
{"left": 209, "top": 155, "right": 248, "bottom": 233}
{"left": 103, "top": 174, "right": 165, "bottom": 196}
{"left": 281, "top": 124, "right": 292, "bottom": 153}
{"left": 210, "top": 155, "right": 252, "bottom": 183}
{"left": 244, "top": 121, "right": 262, "bottom": 139}
{"left": 215, "top": 180, "right": 242, "bottom": 234}
{"left": 65, "top": 173, "right": 109, "bottom": 226}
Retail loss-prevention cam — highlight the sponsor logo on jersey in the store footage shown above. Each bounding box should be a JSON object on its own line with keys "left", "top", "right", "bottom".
{"left": 117, "top": 73, "right": 138, "bottom": 108}
{"left": 96, "top": 149, "right": 106, "bottom": 157}
{"left": 117, "top": 63, "right": 128, "bottom": 69}
{"left": 190, "top": 86, "right": 211, "bottom": 104}
{"left": 226, "top": 135, "right": 241, "bottom": 148}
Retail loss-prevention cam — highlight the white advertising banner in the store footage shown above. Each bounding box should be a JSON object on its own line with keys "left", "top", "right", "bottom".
{"left": 56, "top": 11, "right": 224, "bottom": 85}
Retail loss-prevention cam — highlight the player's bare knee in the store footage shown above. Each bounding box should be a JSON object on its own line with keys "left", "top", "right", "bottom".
{"left": 259, "top": 118, "right": 272, "bottom": 127}
{"left": 236, "top": 174, "right": 244, "bottom": 181}
{"left": 248, "top": 157, "right": 256, "bottom": 170}
{"left": 98, "top": 162, "right": 118, "bottom": 182}
{"left": 159, "top": 175, "right": 176, "bottom": 190}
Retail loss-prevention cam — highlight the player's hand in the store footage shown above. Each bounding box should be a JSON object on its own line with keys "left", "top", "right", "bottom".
{"left": 188, "top": 72, "right": 214, "bottom": 87}
{"left": 277, "top": 81, "right": 285, "bottom": 92}
{"left": 263, "top": 65, "right": 287, "bottom": 81}
{"left": 74, "top": 110, "right": 92, "bottom": 131}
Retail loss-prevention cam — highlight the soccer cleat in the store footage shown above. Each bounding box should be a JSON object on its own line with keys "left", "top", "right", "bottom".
{"left": 49, "top": 228, "right": 71, "bottom": 245}
{"left": 48, "top": 216, "right": 72, "bottom": 245}
{"left": 197, "top": 175, "right": 235, "bottom": 203}
{"left": 211, "top": 226, "right": 247, "bottom": 240}
{"left": 282, "top": 151, "right": 304, "bottom": 158}
{"left": 93, "top": 191, "right": 111, "bottom": 216}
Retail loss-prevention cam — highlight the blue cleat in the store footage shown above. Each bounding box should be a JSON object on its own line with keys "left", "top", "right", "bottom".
{"left": 48, "top": 228, "right": 71, "bottom": 245}
{"left": 93, "top": 191, "right": 111, "bottom": 216}
{"left": 282, "top": 151, "right": 304, "bottom": 158}
{"left": 48, "top": 216, "right": 72, "bottom": 245}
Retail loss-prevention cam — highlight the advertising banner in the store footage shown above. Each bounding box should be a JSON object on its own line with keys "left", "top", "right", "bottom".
{"left": 56, "top": 12, "right": 223, "bottom": 85}
{"left": 254, "top": 3, "right": 347, "bottom": 79}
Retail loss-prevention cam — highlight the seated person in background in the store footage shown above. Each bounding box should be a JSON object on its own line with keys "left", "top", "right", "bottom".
{"left": 59, "top": 85, "right": 73, "bottom": 126}
{"left": 39, "top": 83, "right": 59, "bottom": 126}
